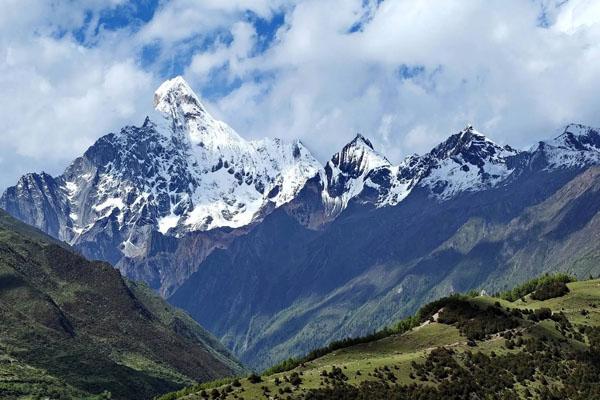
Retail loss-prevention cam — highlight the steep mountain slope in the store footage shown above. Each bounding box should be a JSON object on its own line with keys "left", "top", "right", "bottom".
{"left": 320, "top": 134, "right": 393, "bottom": 217}
{"left": 169, "top": 129, "right": 600, "bottom": 369}
{"left": 0, "top": 209, "right": 245, "bottom": 400}
{"left": 162, "top": 277, "right": 600, "bottom": 400}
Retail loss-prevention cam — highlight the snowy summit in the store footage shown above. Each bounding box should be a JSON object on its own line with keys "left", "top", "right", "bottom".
{"left": 3, "top": 77, "right": 600, "bottom": 264}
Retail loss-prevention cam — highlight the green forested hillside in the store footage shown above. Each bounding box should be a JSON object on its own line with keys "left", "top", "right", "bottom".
{"left": 163, "top": 276, "right": 600, "bottom": 400}
{"left": 0, "top": 210, "right": 245, "bottom": 400}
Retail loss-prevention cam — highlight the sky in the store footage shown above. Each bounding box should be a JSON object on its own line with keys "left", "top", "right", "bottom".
{"left": 2, "top": 0, "right": 600, "bottom": 190}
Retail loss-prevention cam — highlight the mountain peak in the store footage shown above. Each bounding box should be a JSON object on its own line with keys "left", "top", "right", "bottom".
{"left": 152, "top": 76, "right": 245, "bottom": 148}
{"left": 558, "top": 123, "right": 600, "bottom": 145}
{"left": 544, "top": 123, "right": 600, "bottom": 155}
{"left": 323, "top": 134, "right": 391, "bottom": 203}
{"left": 348, "top": 133, "right": 374, "bottom": 150}
{"left": 429, "top": 126, "right": 510, "bottom": 162}
{"left": 153, "top": 76, "right": 207, "bottom": 120}
{"left": 332, "top": 134, "right": 389, "bottom": 171}
{"left": 446, "top": 125, "right": 480, "bottom": 147}
{"left": 562, "top": 123, "right": 594, "bottom": 136}
{"left": 154, "top": 76, "right": 199, "bottom": 105}
{"left": 457, "top": 124, "right": 486, "bottom": 141}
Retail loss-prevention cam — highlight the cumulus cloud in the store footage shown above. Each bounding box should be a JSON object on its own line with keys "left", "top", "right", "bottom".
{"left": 0, "top": 1, "right": 154, "bottom": 188}
{"left": 138, "top": 0, "right": 280, "bottom": 43}
{"left": 3, "top": 0, "right": 600, "bottom": 189}
{"left": 197, "top": 0, "right": 600, "bottom": 162}
{"left": 0, "top": 0, "right": 290, "bottom": 189}
{"left": 187, "top": 21, "right": 257, "bottom": 84}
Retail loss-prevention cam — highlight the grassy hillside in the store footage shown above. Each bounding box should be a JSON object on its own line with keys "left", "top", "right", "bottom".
{"left": 162, "top": 276, "right": 600, "bottom": 399}
{"left": 0, "top": 210, "right": 246, "bottom": 400}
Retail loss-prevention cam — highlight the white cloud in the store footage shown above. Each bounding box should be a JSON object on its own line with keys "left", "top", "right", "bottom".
{"left": 3, "top": 0, "right": 600, "bottom": 190}
{"left": 0, "top": 0, "right": 288, "bottom": 189}
{"left": 187, "top": 21, "right": 257, "bottom": 83}
{"left": 0, "top": 38, "right": 153, "bottom": 166}
{"left": 554, "top": 0, "right": 600, "bottom": 33}
{"left": 0, "top": 0, "right": 154, "bottom": 189}
{"left": 192, "top": 0, "right": 600, "bottom": 163}
{"left": 138, "top": 0, "right": 283, "bottom": 43}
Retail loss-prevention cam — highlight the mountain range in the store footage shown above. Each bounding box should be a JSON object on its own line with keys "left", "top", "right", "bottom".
{"left": 3, "top": 76, "right": 600, "bottom": 369}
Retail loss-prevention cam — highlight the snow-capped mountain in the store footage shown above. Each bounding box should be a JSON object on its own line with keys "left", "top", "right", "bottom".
{"left": 317, "top": 126, "right": 520, "bottom": 217}
{"left": 321, "top": 134, "right": 392, "bottom": 216}
{"left": 3, "top": 75, "right": 600, "bottom": 294}
{"left": 531, "top": 123, "right": 600, "bottom": 169}
{"left": 316, "top": 124, "right": 600, "bottom": 218}
{"left": 415, "top": 126, "right": 520, "bottom": 199}
{"left": 1, "top": 77, "right": 321, "bottom": 261}
{"left": 151, "top": 77, "right": 321, "bottom": 233}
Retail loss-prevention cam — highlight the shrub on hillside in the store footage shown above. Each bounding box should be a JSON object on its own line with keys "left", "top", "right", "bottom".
{"left": 247, "top": 373, "right": 262, "bottom": 384}
{"left": 528, "top": 307, "right": 552, "bottom": 322}
{"left": 289, "top": 372, "right": 302, "bottom": 386}
{"left": 435, "top": 297, "right": 519, "bottom": 340}
{"left": 499, "top": 273, "right": 575, "bottom": 302}
{"left": 531, "top": 281, "right": 570, "bottom": 301}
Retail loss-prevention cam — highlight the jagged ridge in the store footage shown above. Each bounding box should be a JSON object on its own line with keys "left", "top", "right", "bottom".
{"left": 2, "top": 77, "right": 600, "bottom": 295}
{"left": 1, "top": 77, "right": 321, "bottom": 261}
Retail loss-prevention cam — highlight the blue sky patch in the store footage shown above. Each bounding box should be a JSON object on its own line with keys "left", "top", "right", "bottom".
{"left": 397, "top": 64, "right": 426, "bottom": 80}
{"left": 246, "top": 10, "right": 286, "bottom": 56}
